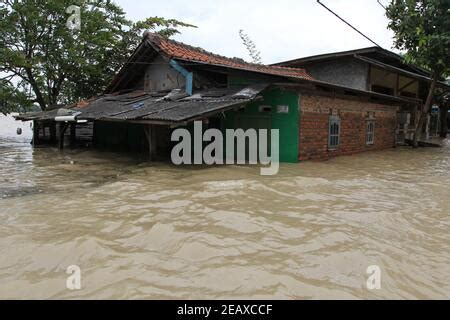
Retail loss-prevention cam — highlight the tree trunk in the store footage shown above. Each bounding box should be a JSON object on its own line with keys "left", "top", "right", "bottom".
{"left": 413, "top": 75, "right": 438, "bottom": 148}
{"left": 439, "top": 101, "right": 448, "bottom": 138}
{"left": 25, "top": 68, "right": 47, "bottom": 111}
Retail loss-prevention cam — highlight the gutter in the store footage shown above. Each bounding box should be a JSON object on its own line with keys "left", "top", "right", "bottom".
{"left": 55, "top": 115, "right": 76, "bottom": 122}
{"left": 169, "top": 59, "right": 193, "bottom": 96}
{"left": 55, "top": 110, "right": 82, "bottom": 122}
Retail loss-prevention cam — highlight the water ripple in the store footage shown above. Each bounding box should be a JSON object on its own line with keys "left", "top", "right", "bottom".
{"left": 0, "top": 136, "right": 449, "bottom": 299}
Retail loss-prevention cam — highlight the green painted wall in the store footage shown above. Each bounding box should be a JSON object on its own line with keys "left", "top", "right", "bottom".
{"left": 223, "top": 87, "right": 300, "bottom": 163}
{"left": 92, "top": 88, "right": 301, "bottom": 163}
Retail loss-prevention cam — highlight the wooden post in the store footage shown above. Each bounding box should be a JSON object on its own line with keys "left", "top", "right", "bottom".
{"left": 439, "top": 102, "right": 448, "bottom": 138}
{"left": 425, "top": 114, "right": 431, "bottom": 140}
{"left": 70, "top": 123, "right": 76, "bottom": 148}
{"left": 50, "top": 122, "right": 57, "bottom": 144}
{"left": 405, "top": 113, "right": 411, "bottom": 140}
{"left": 58, "top": 123, "right": 69, "bottom": 150}
{"left": 144, "top": 125, "right": 157, "bottom": 161}
{"left": 395, "top": 73, "right": 400, "bottom": 97}
{"left": 32, "top": 121, "right": 39, "bottom": 147}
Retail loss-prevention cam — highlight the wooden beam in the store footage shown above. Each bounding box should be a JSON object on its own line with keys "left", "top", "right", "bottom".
{"left": 398, "top": 79, "right": 417, "bottom": 92}
{"left": 355, "top": 54, "right": 434, "bottom": 83}
{"left": 70, "top": 123, "right": 76, "bottom": 148}
{"left": 58, "top": 123, "right": 69, "bottom": 150}
{"left": 50, "top": 122, "right": 57, "bottom": 144}
{"left": 144, "top": 125, "right": 157, "bottom": 161}
{"left": 32, "top": 121, "right": 39, "bottom": 146}
{"left": 275, "top": 82, "right": 422, "bottom": 106}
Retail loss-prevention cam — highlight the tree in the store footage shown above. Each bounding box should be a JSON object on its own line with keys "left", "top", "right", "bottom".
{"left": 0, "top": 79, "right": 34, "bottom": 115}
{"left": 239, "top": 29, "right": 263, "bottom": 64}
{"left": 386, "top": 0, "right": 449, "bottom": 146}
{"left": 0, "top": 0, "right": 195, "bottom": 112}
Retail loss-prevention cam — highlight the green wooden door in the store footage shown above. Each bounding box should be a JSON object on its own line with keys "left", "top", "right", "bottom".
{"left": 236, "top": 115, "right": 271, "bottom": 161}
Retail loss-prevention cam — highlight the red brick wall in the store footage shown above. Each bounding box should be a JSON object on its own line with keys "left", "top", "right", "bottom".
{"left": 299, "top": 94, "right": 399, "bottom": 161}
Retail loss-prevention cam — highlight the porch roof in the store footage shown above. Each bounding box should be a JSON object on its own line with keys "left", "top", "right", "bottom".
{"left": 15, "top": 85, "right": 267, "bottom": 125}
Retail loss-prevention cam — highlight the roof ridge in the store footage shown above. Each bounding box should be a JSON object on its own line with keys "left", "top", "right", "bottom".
{"left": 145, "top": 32, "right": 313, "bottom": 80}
{"left": 146, "top": 32, "right": 264, "bottom": 67}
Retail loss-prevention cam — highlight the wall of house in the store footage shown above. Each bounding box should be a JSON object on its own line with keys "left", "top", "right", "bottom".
{"left": 93, "top": 121, "right": 173, "bottom": 159}
{"left": 306, "top": 58, "right": 369, "bottom": 91}
{"left": 139, "top": 56, "right": 183, "bottom": 92}
{"left": 223, "top": 87, "right": 299, "bottom": 163}
{"left": 94, "top": 121, "right": 148, "bottom": 153}
{"left": 299, "top": 94, "right": 399, "bottom": 161}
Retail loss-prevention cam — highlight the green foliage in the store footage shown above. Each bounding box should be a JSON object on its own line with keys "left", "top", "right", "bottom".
{"left": 386, "top": 0, "right": 450, "bottom": 77}
{"left": 386, "top": 0, "right": 449, "bottom": 145}
{"left": 0, "top": 79, "right": 34, "bottom": 115}
{"left": 0, "top": 0, "right": 196, "bottom": 112}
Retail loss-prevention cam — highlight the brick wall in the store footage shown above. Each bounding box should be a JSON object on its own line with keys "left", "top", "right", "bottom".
{"left": 299, "top": 94, "right": 399, "bottom": 161}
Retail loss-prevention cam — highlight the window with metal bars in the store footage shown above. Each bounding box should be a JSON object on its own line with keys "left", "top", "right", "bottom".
{"left": 366, "top": 121, "right": 375, "bottom": 145}
{"left": 328, "top": 116, "right": 341, "bottom": 150}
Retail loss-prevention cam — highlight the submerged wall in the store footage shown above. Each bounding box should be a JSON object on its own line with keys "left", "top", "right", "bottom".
{"left": 224, "top": 87, "right": 300, "bottom": 163}
{"left": 299, "top": 94, "right": 399, "bottom": 161}
{"left": 94, "top": 121, "right": 148, "bottom": 153}
{"left": 94, "top": 121, "right": 172, "bottom": 159}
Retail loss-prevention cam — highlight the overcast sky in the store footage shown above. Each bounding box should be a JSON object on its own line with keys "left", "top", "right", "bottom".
{"left": 114, "top": 0, "right": 397, "bottom": 64}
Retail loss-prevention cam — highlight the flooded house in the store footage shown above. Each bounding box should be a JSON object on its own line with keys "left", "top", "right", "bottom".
{"left": 16, "top": 34, "right": 446, "bottom": 162}
{"left": 275, "top": 47, "right": 450, "bottom": 147}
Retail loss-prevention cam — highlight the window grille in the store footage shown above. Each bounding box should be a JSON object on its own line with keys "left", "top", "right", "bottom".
{"left": 329, "top": 116, "right": 341, "bottom": 150}
{"left": 366, "top": 121, "right": 375, "bottom": 145}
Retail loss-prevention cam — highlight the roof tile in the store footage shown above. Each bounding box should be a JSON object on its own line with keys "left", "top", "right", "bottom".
{"left": 147, "top": 33, "right": 314, "bottom": 81}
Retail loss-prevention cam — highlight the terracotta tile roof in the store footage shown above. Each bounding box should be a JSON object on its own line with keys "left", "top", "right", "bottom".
{"left": 147, "top": 33, "right": 314, "bottom": 81}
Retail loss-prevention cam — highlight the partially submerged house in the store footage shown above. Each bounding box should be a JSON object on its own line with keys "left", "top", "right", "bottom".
{"left": 275, "top": 47, "right": 449, "bottom": 144}
{"left": 17, "top": 34, "right": 435, "bottom": 162}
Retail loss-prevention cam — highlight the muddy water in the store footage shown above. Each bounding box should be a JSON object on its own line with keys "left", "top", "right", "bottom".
{"left": 0, "top": 117, "right": 449, "bottom": 299}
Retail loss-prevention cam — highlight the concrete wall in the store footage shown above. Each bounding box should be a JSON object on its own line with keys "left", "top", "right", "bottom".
{"left": 141, "top": 56, "right": 184, "bottom": 92}
{"left": 306, "top": 58, "right": 369, "bottom": 91}
{"left": 299, "top": 94, "right": 399, "bottom": 161}
{"left": 305, "top": 58, "right": 420, "bottom": 98}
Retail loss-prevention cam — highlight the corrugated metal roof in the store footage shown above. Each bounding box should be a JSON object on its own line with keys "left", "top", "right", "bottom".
{"left": 16, "top": 85, "right": 267, "bottom": 124}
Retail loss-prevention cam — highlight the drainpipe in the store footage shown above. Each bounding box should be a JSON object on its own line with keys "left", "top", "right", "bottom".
{"left": 169, "top": 59, "right": 193, "bottom": 96}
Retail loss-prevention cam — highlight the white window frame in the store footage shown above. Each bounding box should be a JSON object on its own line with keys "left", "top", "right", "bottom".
{"left": 328, "top": 115, "right": 341, "bottom": 150}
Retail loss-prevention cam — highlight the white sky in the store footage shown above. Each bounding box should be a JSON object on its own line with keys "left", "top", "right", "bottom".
{"left": 114, "top": 0, "right": 397, "bottom": 64}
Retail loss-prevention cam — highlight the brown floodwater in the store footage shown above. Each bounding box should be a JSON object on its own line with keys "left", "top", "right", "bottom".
{"left": 0, "top": 124, "right": 449, "bottom": 299}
